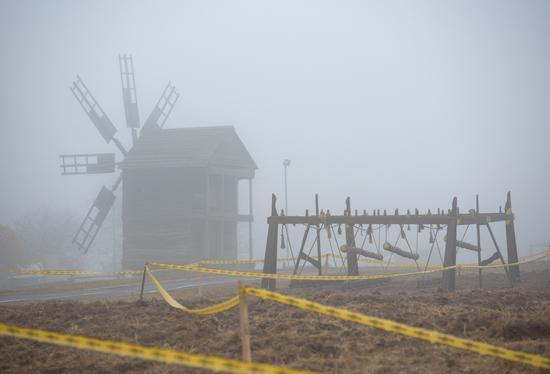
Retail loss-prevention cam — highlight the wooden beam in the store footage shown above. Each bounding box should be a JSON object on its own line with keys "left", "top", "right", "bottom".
{"left": 267, "top": 212, "right": 512, "bottom": 226}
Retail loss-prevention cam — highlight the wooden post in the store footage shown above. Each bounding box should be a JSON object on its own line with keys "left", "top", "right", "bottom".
{"left": 205, "top": 173, "right": 210, "bottom": 258}
{"left": 139, "top": 265, "right": 147, "bottom": 302}
{"left": 345, "top": 197, "right": 359, "bottom": 276}
{"left": 505, "top": 191, "right": 520, "bottom": 281}
{"left": 238, "top": 282, "right": 251, "bottom": 363}
{"left": 220, "top": 175, "right": 225, "bottom": 257}
{"left": 248, "top": 178, "right": 253, "bottom": 260}
{"left": 476, "top": 195, "right": 482, "bottom": 289}
{"left": 315, "top": 194, "right": 322, "bottom": 275}
{"left": 261, "top": 194, "right": 279, "bottom": 290}
{"left": 442, "top": 197, "right": 458, "bottom": 291}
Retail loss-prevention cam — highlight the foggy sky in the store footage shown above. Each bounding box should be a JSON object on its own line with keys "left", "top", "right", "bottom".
{"left": 1, "top": 0, "right": 549, "bottom": 259}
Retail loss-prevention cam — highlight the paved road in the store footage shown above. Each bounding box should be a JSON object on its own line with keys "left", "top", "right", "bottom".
{"left": 0, "top": 275, "right": 242, "bottom": 304}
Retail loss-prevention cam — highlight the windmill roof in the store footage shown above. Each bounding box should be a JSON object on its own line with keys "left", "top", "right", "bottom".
{"left": 119, "top": 126, "right": 258, "bottom": 171}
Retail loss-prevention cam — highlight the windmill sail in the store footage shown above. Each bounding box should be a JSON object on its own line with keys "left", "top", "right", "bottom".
{"left": 73, "top": 186, "right": 116, "bottom": 253}
{"left": 60, "top": 153, "right": 116, "bottom": 175}
{"left": 143, "top": 82, "right": 180, "bottom": 129}
{"left": 71, "top": 76, "right": 118, "bottom": 143}
{"left": 119, "top": 54, "right": 140, "bottom": 129}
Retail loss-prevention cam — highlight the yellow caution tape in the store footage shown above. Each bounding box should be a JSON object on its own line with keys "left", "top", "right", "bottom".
{"left": 20, "top": 249, "right": 550, "bottom": 278}
{"left": 197, "top": 249, "right": 548, "bottom": 270}
{"left": 150, "top": 261, "right": 438, "bottom": 281}
{"left": 145, "top": 266, "right": 240, "bottom": 315}
{"left": 19, "top": 269, "right": 150, "bottom": 276}
{"left": 149, "top": 249, "right": 550, "bottom": 282}
{"left": 196, "top": 256, "right": 299, "bottom": 265}
{"left": 197, "top": 254, "right": 430, "bottom": 268}
{"left": 0, "top": 322, "right": 316, "bottom": 374}
{"left": 244, "top": 286, "right": 550, "bottom": 369}
{"left": 19, "top": 269, "right": 104, "bottom": 276}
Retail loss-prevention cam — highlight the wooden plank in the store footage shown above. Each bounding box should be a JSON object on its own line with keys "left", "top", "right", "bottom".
{"left": 267, "top": 212, "right": 511, "bottom": 226}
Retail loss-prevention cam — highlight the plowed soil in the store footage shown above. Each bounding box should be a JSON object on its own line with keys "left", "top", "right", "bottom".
{"left": 1, "top": 264, "right": 550, "bottom": 373}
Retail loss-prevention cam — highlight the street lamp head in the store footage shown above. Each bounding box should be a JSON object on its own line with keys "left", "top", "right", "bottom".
{"left": 283, "top": 159, "right": 291, "bottom": 167}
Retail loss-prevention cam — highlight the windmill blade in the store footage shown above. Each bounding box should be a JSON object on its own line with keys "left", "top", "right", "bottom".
{"left": 71, "top": 76, "right": 118, "bottom": 143}
{"left": 143, "top": 82, "right": 180, "bottom": 129}
{"left": 119, "top": 54, "right": 140, "bottom": 130}
{"left": 71, "top": 76, "right": 128, "bottom": 156}
{"left": 72, "top": 175, "right": 121, "bottom": 253}
{"left": 60, "top": 153, "right": 116, "bottom": 175}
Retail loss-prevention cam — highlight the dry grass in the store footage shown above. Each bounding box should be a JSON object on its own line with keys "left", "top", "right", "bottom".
{"left": 0, "top": 264, "right": 549, "bottom": 373}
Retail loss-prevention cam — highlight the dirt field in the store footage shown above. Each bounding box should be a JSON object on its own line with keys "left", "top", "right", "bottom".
{"left": 1, "top": 263, "right": 549, "bottom": 373}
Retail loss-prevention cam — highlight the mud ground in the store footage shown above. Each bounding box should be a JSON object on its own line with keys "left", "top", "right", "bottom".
{"left": 1, "top": 263, "right": 549, "bottom": 373}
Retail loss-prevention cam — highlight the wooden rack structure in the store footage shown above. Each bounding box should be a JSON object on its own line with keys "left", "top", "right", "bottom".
{"left": 261, "top": 192, "right": 519, "bottom": 292}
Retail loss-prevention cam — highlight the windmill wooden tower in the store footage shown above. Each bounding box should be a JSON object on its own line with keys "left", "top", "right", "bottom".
{"left": 60, "top": 55, "right": 256, "bottom": 269}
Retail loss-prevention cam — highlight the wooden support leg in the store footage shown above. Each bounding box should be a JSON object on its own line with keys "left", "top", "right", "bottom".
{"left": 476, "top": 195, "right": 482, "bottom": 289}
{"left": 315, "top": 194, "right": 322, "bottom": 275}
{"left": 442, "top": 197, "right": 458, "bottom": 291}
{"left": 486, "top": 223, "right": 514, "bottom": 286}
{"left": 293, "top": 225, "right": 311, "bottom": 275}
{"left": 505, "top": 191, "right": 520, "bottom": 281}
{"left": 345, "top": 197, "right": 359, "bottom": 276}
{"left": 262, "top": 194, "right": 279, "bottom": 290}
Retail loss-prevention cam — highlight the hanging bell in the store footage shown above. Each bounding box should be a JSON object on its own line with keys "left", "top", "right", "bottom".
{"left": 337, "top": 224, "right": 342, "bottom": 235}
{"left": 280, "top": 230, "right": 286, "bottom": 249}
{"left": 429, "top": 230, "right": 434, "bottom": 244}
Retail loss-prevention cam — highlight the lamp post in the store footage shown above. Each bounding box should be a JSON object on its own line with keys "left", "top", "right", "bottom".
{"left": 283, "top": 159, "right": 291, "bottom": 214}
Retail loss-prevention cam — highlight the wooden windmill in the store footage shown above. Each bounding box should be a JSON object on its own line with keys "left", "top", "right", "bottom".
{"left": 60, "top": 55, "right": 256, "bottom": 269}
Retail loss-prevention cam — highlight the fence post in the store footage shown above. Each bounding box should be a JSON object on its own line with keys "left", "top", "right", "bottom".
{"left": 238, "top": 281, "right": 252, "bottom": 362}
{"left": 139, "top": 265, "right": 147, "bottom": 302}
